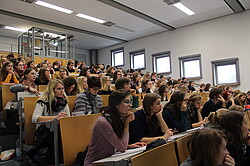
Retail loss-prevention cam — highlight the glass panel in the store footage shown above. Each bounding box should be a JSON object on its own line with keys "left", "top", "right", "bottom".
{"left": 114, "top": 51, "right": 123, "bottom": 66}
{"left": 133, "top": 54, "right": 144, "bottom": 69}
{"left": 184, "top": 60, "right": 200, "bottom": 78}
{"left": 217, "top": 64, "right": 236, "bottom": 84}
{"left": 156, "top": 56, "right": 170, "bottom": 73}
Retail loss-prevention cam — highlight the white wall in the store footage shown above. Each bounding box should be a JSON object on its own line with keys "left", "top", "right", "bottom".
{"left": 75, "top": 48, "right": 91, "bottom": 65}
{"left": 0, "top": 36, "right": 18, "bottom": 53}
{"left": 98, "top": 10, "right": 250, "bottom": 91}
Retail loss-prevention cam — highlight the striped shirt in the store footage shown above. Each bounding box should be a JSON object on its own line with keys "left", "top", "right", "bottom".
{"left": 73, "top": 91, "right": 102, "bottom": 116}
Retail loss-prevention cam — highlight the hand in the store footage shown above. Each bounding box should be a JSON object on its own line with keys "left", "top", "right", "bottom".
{"left": 224, "top": 154, "right": 235, "bottom": 166}
{"left": 56, "top": 112, "right": 68, "bottom": 120}
{"left": 181, "top": 103, "right": 187, "bottom": 112}
{"left": 218, "top": 94, "right": 226, "bottom": 103}
{"left": 29, "top": 87, "right": 40, "bottom": 95}
{"left": 155, "top": 109, "right": 163, "bottom": 118}
{"left": 135, "top": 106, "right": 143, "bottom": 111}
{"left": 202, "top": 117, "right": 208, "bottom": 124}
{"left": 127, "top": 142, "right": 147, "bottom": 149}
{"left": 8, "top": 70, "right": 13, "bottom": 75}
{"left": 124, "top": 112, "right": 135, "bottom": 124}
{"left": 163, "top": 129, "right": 173, "bottom": 140}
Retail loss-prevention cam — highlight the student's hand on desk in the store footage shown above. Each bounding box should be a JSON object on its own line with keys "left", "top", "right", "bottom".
{"left": 56, "top": 112, "right": 68, "bottom": 120}
{"left": 163, "top": 129, "right": 173, "bottom": 140}
{"left": 127, "top": 142, "right": 147, "bottom": 149}
{"left": 135, "top": 106, "right": 143, "bottom": 111}
{"left": 224, "top": 154, "right": 235, "bottom": 166}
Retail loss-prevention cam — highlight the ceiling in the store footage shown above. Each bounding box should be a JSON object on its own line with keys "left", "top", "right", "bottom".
{"left": 0, "top": 0, "right": 249, "bottom": 50}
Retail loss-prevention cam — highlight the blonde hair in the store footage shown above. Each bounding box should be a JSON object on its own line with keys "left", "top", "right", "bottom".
{"left": 38, "top": 79, "right": 68, "bottom": 115}
{"left": 229, "top": 105, "right": 244, "bottom": 112}
{"left": 77, "top": 76, "right": 87, "bottom": 93}
{"left": 100, "top": 76, "right": 112, "bottom": 91}
{"left": 207, "top": 108, "right": 229, "bottom": 127}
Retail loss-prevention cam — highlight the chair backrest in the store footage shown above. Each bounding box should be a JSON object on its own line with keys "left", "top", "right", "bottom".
{"left": 60, "top": 114, "right": 101, "bottom": 166}
{"left": 38, "top": 85, "right": 47, "bottom": 92}
{"left": 24, "top": 96, "right": 40, "bottom": 145}
{"left": 199, "top": 92, "right": 209, "bottom": 103}
{"left": 131, "top": 142, "right": 178, "bottom": 166}
{"left": 1, "top": 84, "right": 15, "bottom": 114}
{"left": 100, "top": 95, "right": 110, "bottom": 107}
{"left": 67, "top": 95, "right": 77, "bottom": 115}
{"left": 175, "top": 134, "right": 192, "bottom": 164}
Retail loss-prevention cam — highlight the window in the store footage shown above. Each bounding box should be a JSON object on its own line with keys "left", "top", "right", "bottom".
{"left": 212, "top": 58, "right": 240, "bottom": 85}
{"left": 152, "top": 51, "right": 171, "bottom": 74}
{"left": 130, "top": 49, "right": 145, "bottom": 70}
{"left": 111, "top": 48, "right": 124, "bottom": 67}
{"left": 179, "top": 54, "right": 202, "bottom": 79}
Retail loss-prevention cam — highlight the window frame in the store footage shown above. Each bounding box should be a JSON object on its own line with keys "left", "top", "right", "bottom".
{"left": 130, "top": 49, "right": 146, "bottom": 70}
{"left": 211, "top": 58, "right": 240, "bottom": 86}
{"left": 179, "top": 54, "right": 202, "bottom": 80}
{"left": 152, "top": 51, "right": 171, "bottom": 75}
{"left": 111, "top": 47, "right": 124, "bottom": 67}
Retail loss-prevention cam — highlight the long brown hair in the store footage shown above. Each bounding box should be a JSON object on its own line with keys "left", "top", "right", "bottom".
{"left": 0, "top": 61, "right": 19, "bottom": 81}
{"left": 143, "top": 93, "right": 161, "bottom": 136}
{"left": 188, "top": 128, "right": 227, "bottom": 166}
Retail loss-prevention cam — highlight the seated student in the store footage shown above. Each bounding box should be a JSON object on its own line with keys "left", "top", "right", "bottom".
{"left": 77, "top": 76, "right": 88, "bottom": 93}
{"left": 79, "top": 67, "right": 91, "bottom": 78}
{"left": 187, "top": 81, "right": 195, "bottom": 92}
{"left": 98, "top": 76, "right": 113, "bottom": 95}
{"left": 158, "top": 85, "right": 169, "bottom": 102}
{"left": 222, "top": 91, "right": 235, "bottom": 108}
{"left": 22, "top": 68, "right": 39, "bottom": 95}
{"left": 0, "top": 61, "right": 19, "bottom": 85}
{"left": 32, "top": 79, "right": 70, "bottom": 123}
{"left": 129, "top": 93, "right": 173, "bottom": 144}
{"left": 204, "top": 108, "right": 229, "bottom": 129}
{"left": 204, "top": 83, "right": 211, "bottom": 92}
{"left": 180, "top": 128, "right": 235, "bottom": 166}
{"left": 245, "top": 90, "right": 250, "bottom": 105}
{"left": 234, "top": 92, "right": 247, "bottom": 107}
{"left": 201, "top": 87, "right": 226, "bottom": 118}
{"left": 73, "top": 77, "right": 102, "bottom": 116}
{"left": 162, "top": 91, "right": 191, "bottom": 132}
{"left": 67, "top": 60, "right": 75, "bottom": 73}
{"left": 220, "top": 111, "right": 250, "bottom": 166}
{"left": 154, "top": 79, "right": 165, "bottom": 94}
{"left": 63, "top": 77, "right": 77, "bottom": 96}
{"left": 84, "top": 90, "right": 145, "bottom": 166}
{"left": 131, "top": 73, "right": 142, "bottom": 93}
{"left": 111, "top": 70, "right": 122, "bottom": 84}
{"left": 35, "top": 67, "right": 50, "bottom": 85}
{"left": 141, "top": 79, "right": 154, "bottom": 93}
{"left": 26, "top": 60, "right": 38, "bottom": 72}
{"left": 196, "top": 83, "right": 205, "bottom": 92}
{"left": 14, "top": 61, "right": 24, "bottom": 79}
{"left": 57, "top": 67, "right": 69, "bottom": 80}
{"left": 187, "top": 94, "right": 207, "bottom": 128}
{"left": 115, "top": 77, "right": 141, "bottom": 110}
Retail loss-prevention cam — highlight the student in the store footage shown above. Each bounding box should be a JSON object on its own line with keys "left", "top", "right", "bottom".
{"left": 158, "top": 85, "right": 169, "bottom": 102}
{"left": 0, "top": 61, "right": 19, "bottom": 85}
{"left": 98, "top": 76, "right": 113, "bottom": 95}
{"left": 32, "top": 79, "right": 70, "bottom": 123}
{"left": 14, "top": 61, "right": 24, "bottom": 79}
{"left": 26, "top": 61, "right": 37, "bottom": 72}
{"left": 220, "top": 111, "right": 250, "bottom": 166}
{"left": 63, "top": 77, "right": 77, "bottom": 96}
{"left": 205, "top": 108, "right": 229, "bottom": 129}
{"left": 187, "top": 94, "right": 207, "bottom": 128}
{"left": 234, "top": 92, "right": 247, "bottom": 107}
{"left": 188, "top": 81, "right": 195, "bottom": 92}
{"left": 111, "top": 70, "right": 122, "bottom": 84}
{"left": 201, "top": 87, "right": 226, "bottom": 118}
{"left": 79, "top": 67, "right": 91, "bottom": 78}
{"left": 180, "top": 129, "right": 235, "bottom": 166}
{"left": 73, "top": 77, "right": 102, "bottom": 116}
{"left": 129, "top": 93, "right": 173, "bottom": 144}
{"left": 35, "top": 67, "right": 50, "bottom": 85}
{"left": 84, "top": 90, "right": 144, "bottom": 166}
{"left": 222, "top": 91, "right": 235, "bottom": 108}
{"left": 77, "top": 76, "right": 88, "bottom": 93}
{"left": 163, "top": 91, "right": 192, "bottom": 132}
{"left": 67, "top": 60, "right": 75, "bottom": 73}
{"left": 21, "top": 68, "right": 39, "bottom": 95}
{"left": 57, "top": 67, "right": 69, "bottom": 80}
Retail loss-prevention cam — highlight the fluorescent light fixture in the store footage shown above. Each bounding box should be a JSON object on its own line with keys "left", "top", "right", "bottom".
{"left": 42, "top": 32, "right": 65, "bottom": 39}
{"left": 4, "top": 26, "right": 27, "bottom": 32}
{"left": 35, "top": 0, "right": 73, "bottom": 14}
{"left": 76, "top": 13, "right": 105, "bottom": 24}
{"left": 50, "top": 50, "right": 66, "bottom": 53}
{"left": 173, "top": 2, "right": 195, "bottom": 16}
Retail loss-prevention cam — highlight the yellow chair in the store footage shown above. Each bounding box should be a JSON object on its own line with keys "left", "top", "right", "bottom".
{"left": 175, "top": 134, "right": 192, "bottom": 164}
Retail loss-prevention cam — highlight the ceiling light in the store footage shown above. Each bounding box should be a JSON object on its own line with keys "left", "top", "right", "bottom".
{"left": 4, "top": 26, "right": 27, "bottom": 32}
{"left": 35, "top": 0, "right": 73, "bottom": 14}
{"left": 173, "top": 2, "right": 195, "bottom": 16}
{"left": 76, "top": 13, "right": 105, "bottom": 24}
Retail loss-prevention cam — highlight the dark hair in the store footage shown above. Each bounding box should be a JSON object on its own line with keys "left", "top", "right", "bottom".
{"left": 79, "top": 67, "right": 90, "bottom": 77}
{"left": 23, "top": 68, "right": 35, "bottom": 80}
{"left": 188, "top": 129, "right": 227, "bottom": 166}
{"left": 220, "top": 111, "right": 245, "bottom": 163}
{"left": 143, "top": 93, "right": 161, "bottom": 136}
{"left": 222, "top": 91, "right": 231, "bottom": 101}
{"left": 0, "top": 61, "right": 17, "bottom": 81}
{"left": 204, "top": 83, "right": 211, "bottom": 91}
{"left": 166, "top": 91, "right": 185, "bottom": 106}
{"left": 87, "top": 77, "right": 101, "bottom": 89}
{"left": 209, "top": 87, "right": 223, "bottom": 99}
{"left": 6, "top": 53, "right": 14, "bottom": 59}
{"left": 27, "top": 61, "right": 35, "bottom": 69}
{"left": 37, "top": 68, "right": 49, "bottom": 84}
{"left": 188, "top": 81, "right": 194, "bottom": 86}
{"left": 115, "top": 77, "right": 130, "bottom": 90}
{"left": 102, "top": 89, "right": 130, "bottom": 138}
{"left": 158, "top": 85, "right": 168, "bottom": 101}
{"left": 113, "top": 70, "right": 121, "bottom": 82}
{"left": 67, "top": 60, "right": 74, "bottom": 66}
{"left": 63, "top": 77, "right": 77, "bottom": 96}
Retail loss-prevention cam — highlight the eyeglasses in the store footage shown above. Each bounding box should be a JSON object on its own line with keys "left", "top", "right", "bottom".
{"left": 123, "top": 100, "right": 131, "bottom": 105}
{"left": 92, "top": 88, "right": 100, "bottom": 91}
{"left": 117, "top": 74, "right": 122, "bottom": 75}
